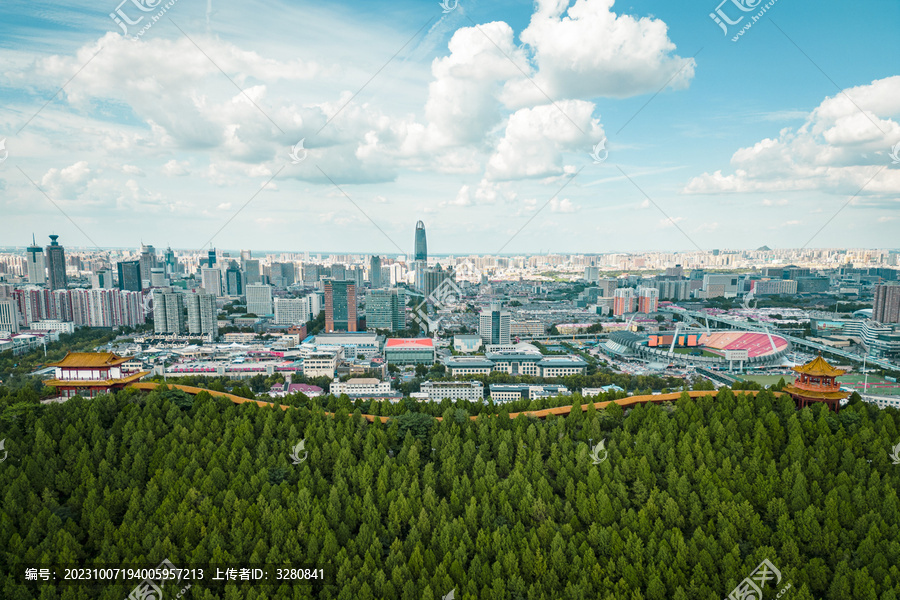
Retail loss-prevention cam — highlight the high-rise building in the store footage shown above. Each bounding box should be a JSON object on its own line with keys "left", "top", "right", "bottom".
{"left": 665, "top": 265, "right": 684, "bottom": 278}
{"left": 139, "top": 244, "right": 156, "bottom": 285}
{"left": 201, "top": 268, "right": 223, "bottom": 297}
{"left": 45, "top": 235, "right": 67, "bottom": 291}
{"left": 92, "top": 269, "right": 115, "bottom": 289}
{"left": 164, "top": 247, "right": 177, "bottom": 275}
{"left": 270, "top": 262, "right": 295, "bottom": 287}
{"left": 637, "top": 287, "right": 659, "bottom": 314}
{"left": 225, "top": 261, "right": 244, "bottom": 296}
{"left": 243, "top": 259, "right": 261, "bottom": 285}
{"left": 324, "top": 279, "right": 357, "bottom": 332}
{"left": 414, "top": 221, "right": 427, "bottom": 261}
{"left": 185, "top": 293, "right": 218, "bottom": 338}
{"left": 584, "top": 266, "right": 600, "bottom": 283}
{"left": 240, "top": 249, "right": 252, "bottom": 262}
{"left": 206, "top": 248, "right": 217, "bottom": 269}
{"left": 26, "top": 235, "right": 46, "bottom": 285}
{"left": 274, "top": 294, "right": 319, "bottom": 325}
{"left": 149, "top": 268, "right": 167, "bottom": 288}
{"left": 302, "top": 263, "right": 320, "bottom": 284}
{"left": 117, "top": 261, "right": 143, "bottom": 292}
{"left": 154, "top": 292, "right": 185, "bottom": 334}
{"left": 422, "top": 264, "right": 454, "bottom": 299}
{"left": 0, "top": 299, "right": 20, "bottom": 334}
{"left": 331, "top": 264, "right": 347, "bottom": 281}
{"left": 366, "top": 288, "right": 403, "bottom": 331}
{"left": 370, "top": 256, "right": 382, "bottom": 288}
{"left": 479, "top": 302, "right": 510, "bottom": 345}
{"left": 873, "top": 283, "right": 900, "bottom": 324}
{"left": 246, "top": 283, "right": 274, "bottom": 316}
{"left": 613, "top": 288, "right": 635, "bottom": 316}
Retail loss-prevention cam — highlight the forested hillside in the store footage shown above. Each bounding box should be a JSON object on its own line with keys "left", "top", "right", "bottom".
{"left": 1, "top": 386, "right": 899, "bottom": 599}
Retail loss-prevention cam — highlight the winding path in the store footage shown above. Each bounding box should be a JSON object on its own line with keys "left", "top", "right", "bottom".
{"left": 129, "top": 382, "right": 783, "bottom": 422}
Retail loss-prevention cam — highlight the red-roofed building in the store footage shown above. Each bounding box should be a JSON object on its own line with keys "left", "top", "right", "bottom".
{"left": 384, "top": 337, "right": 435, "bottom": 365}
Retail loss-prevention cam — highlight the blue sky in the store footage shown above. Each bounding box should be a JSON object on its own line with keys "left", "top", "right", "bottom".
{"left": 1, "top": 0, "right": 898, "bottom": 256}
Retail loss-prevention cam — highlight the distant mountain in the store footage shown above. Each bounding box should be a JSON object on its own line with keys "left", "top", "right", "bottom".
{"left": 757, "top": 245, "right": 772, "bottom": 251}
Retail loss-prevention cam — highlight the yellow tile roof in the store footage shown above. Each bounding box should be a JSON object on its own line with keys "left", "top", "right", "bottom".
{"left": 792, "top": 355, "right": 845, "bottom": 377}
{"left": 48, "top": 352, "right": 130, "bottom": 368}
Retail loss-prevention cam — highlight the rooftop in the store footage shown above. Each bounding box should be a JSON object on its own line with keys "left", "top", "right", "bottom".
{"left": 385, "top": 338, "right": 434, "bottom": 348}
{"left": 793, "top": 355, "right": 846, "bottom": 377}
{"left": 48, "top": 352, "right": 130, "bottom": 368}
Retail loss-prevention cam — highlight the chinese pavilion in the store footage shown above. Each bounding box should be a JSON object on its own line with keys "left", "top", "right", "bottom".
{"left": 783, "top": 355, "right": 850, "bottom": 412}
{"left": 46, "top": 352, "right": 148, "bottom": 399}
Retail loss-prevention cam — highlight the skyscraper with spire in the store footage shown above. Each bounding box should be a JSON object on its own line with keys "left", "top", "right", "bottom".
{"left": 26, "top": 234, "right": 46, "bottom": 285}
{"left": 45, "top": 234, "right": 67, "bottom": 290}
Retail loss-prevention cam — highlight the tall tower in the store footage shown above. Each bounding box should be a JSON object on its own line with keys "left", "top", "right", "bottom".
{"left": 207, "top": 248, "right": 217, "bottom": 269}
{"left": 414, "top": 221, "right": 427, "bottom": 261}
{"left": 45, "top": 235, "right": 68, "bottom": 291}
{"left": 26, "top": 234, "right": 47, "bottom": 285}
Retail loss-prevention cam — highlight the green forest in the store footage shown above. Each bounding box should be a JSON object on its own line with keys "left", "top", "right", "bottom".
{"left": 1, "top": 385, "right": 899, "bottom": 599}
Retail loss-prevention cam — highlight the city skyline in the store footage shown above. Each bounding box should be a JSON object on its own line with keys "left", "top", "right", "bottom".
{"left": 1, "top": 0, "right": 897, "bottom": 253}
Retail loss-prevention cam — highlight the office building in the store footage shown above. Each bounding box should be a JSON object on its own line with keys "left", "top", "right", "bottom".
{"left": 479, "top": 302, "right": 510, "bottom": 345}
{"left": 665, "top": 265, "right": 684, "bottom": 278}
{"left": 414, "top": 221, "right": 427, "bottom": 261}
{"left": 26, "top": 235, "right": 46, "bottom": 285}
{"left": 370, "top": 255, "right": 382, "bottom": 288}
{"left": 873, "top": 283, "right": 900, "bottom": 324}
{"left": 330, "top": 378, "right": 393, "bottom": 397}
{"left": 201, "top": 267, "right": 223, "bottom": 297}
{"left": 418, "top": 380, "right": 484, "bottom": 402}
{"left": 753, "top": 279, "right": 798, "bottom": 296}
{"left": 453, "top": 334, "right": 484, "bottom": 353}
{"left": 246, "top": 284, "right": 274, "bottom": 316}
{"left": 149, "top": 268, "right": 167, "bottom": 288}
{"left": 637, "top": 287, "right": 659, "bottom": 314}
{"left": 117, "top": 261, "right": 143, "bottom": 292}
{"left": 489, "top": 384, "right": 570, "bottom": 403}
{"left": 92, "top": 270, "right": 115, "bottom": 289}
{"left": 243, "top": 259, "right": 261, "bottom": 285}
{"left": 154, "top": 293, "right": 185, "bottom": 334}
{"left": 596, "top": 278, "right": 617, "bottom": 298}
{"left": 270, "top": 262, "right": 295, "bottom": 287}
{"left": 584, "top": 266, "right": 600, "bottom": 283}
{"left": 0, "top": 299, "right": 20, "bottom": 334}
{"left": 207, "top": 248, "right": 217, "bottom": 268}
{"left": 139, "top": 244, "right": 156, "bottom": 285}
{"left": 185, "top": 293, "right": 218, "bottom": 338}
{"left": 366, "top": 288, "right": 403, "bottom": 331}
{"left": 164, "top": 247, "right": 177, "bottom": 275}
{"left": 384, "top": 338, "right": 434, "bottom": 365}
{"left": 274, "top": 296, "right": 320, "bottom": 325}
{"left": 324, "top": 279, "right": 357, "bottom": 332}
{"left": 45, "top": 235, "right": 67, "bottom": 291}
{"left": 225, "top": 261, "right": 244, "bottom": 296}
{"left": 702, "top": 274, "right": 739, "bottom": 298}
{"left": 613, "top": 288, "right": 635, "bottom": 317}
